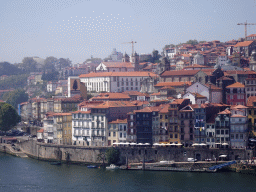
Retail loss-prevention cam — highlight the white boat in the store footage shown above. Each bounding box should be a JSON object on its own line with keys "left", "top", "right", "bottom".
{"left": 106, "top": 164, "right": 119, "bottom": 170}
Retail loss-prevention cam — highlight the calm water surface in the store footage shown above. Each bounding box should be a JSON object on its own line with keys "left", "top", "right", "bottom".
{"left": 0, "top": 153, "right": 256, "bottom": 192}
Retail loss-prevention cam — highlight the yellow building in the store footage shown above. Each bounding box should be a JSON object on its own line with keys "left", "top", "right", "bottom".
{"left": 53, "top": 113, "right": 72, "bottom": 144}
{"left": 108, "top": 120, "right": 120, "bottom": 146}
{"left": 247, "top": 96, "right": 256, "bottom": 137}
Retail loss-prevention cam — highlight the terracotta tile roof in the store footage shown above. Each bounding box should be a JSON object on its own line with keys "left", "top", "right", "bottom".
{"left": 231, "top": 114, "right": 246, "bottom": 118}
{"left": 205, "top": 83, "right": 222, "bottom": 90}
{"left": 52, "top": 112, "right": 72, "bottom": 116}
{"left": 134, "top": 106, "right": 161, "bottom": 113}
{"left": 101, "top": 62, "right": 134, "bottom": 68}
{"left": 183, "top": 64, "right": 209, "bottom": 69}
{"left": 91, "top": 92, "right": 130, "bottom": 100}
{"left": 78, "top": 101, "right": 103, "bottom": 107}
{"left": 0, "top": 100, "right": 4, "bottom": 103}
{"left": 246, "top": 96, "right": 256, "bottom": 107}
{"left": 151, "top": 92, "right": 161, "bottom": 96}
{"left": 231, "top": 104, "right": 248, "bottom": 109}
{"left": 192, "top": 93, "right": 207, "bottom": 98}
{"left": 247, "top": 34, "right": 256, "bottom": 37}
{"left": 224, "top": 70, "right": 256, "bottom": 75}
{"left": 123, "top": 91, "right": 147, "bottom": 96}
{"left": 72, "top": 110, "right": 91, "bottom": 114}
{"left": 37, "top": 129, "right": 44, "bottom": 133}
{"left": 109, "top": 118, "right": 128, "bottom": 124}
{"left": 92, "top": 101, "right": 136, "bottom": 109}
{"left": 218, "top": 109, "right": 231, "bottom": 115}
{"left": 155, "top": 81, "right": 192, "bottom": 87}
{"left": 226, "top": 82, "right": 245, "bottom": 88}
{"left": 234, "top": 41, "right": 254, "bottom": 47}
{"left": 130, "top": 100, "right": 149, "bottom": 106}
{"left": 160, "top": 70, "right": 200, "bottom": 77}
{"left": 217, "top": 76, "right": 233, "bottom": 81}
{"left": 159, "top": 104, "right": 170, "bottom": 113}
{"left": 79, "top": 72, "right": 157, "bottom": 78}
{"left": 171, "top": 99, "right": 186, "bottom": 104}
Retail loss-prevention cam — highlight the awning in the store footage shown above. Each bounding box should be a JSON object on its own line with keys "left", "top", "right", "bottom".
{"left": 176, "top": 143, "right": 182, "bottom": 146}
{"left": 153, "top": 143, "right": 160, "bottom": 145}
{"left": 199, "top": 143, "right": 206, "bottom": 146}
{"left": 219, "top": 155, "right": 227, "bottom": 158}
{"left": 130, "top": 142, "right": 137, "bottom": 145}
{"left": 222, "top": 143, "right": 229, "bottom": 145}
{"left": 192, "top": 143, "right": 199, "bottom": 146}
{"left": 170, "top": 143, "right": 176, "bottom": 146}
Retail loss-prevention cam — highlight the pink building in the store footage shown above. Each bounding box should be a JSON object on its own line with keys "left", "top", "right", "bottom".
{"left": 226, "top": 82, "right": 246, "bottom": 105}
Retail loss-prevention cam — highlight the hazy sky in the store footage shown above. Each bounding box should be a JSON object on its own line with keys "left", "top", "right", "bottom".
{"left": 1, "top": 0, "right": 256, "bottom": 64}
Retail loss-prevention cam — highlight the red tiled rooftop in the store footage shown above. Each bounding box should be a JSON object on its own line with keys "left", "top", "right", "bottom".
{"left": 226, "top": 82, "right": 245, "bottom": 88}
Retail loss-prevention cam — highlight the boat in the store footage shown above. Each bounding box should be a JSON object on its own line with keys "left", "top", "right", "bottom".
{"left": 106, "top": 164, "right": 119, "bottom": 170}
{"left": 50, "top": 161, "right": 61, "bottom": 165}
{"left": 87, "top": 165, "right": 98, "bottom": 168}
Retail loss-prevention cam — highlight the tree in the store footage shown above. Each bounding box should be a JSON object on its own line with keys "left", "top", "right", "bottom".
{"left": 186, "top": 39, "right": 198, "bottom": 45}
{"left": 0, "top": 74, "right": 28, "bottom": 91}
{"left": 105, "top": 147, "right": 120, "bottom": 164}
{"left": 0, "top": 62, "right": 24, "bottom": 76}
{"left": 21, "top": 57, "right": 37, "bottom": 73}
{"left": 41, "top": 71, "right": 59, "bottom": 81}
{"left": 58, "top": 58, "right": 72, "bottom": 70}
{"left": 44, "top": 56, "right": 58, "bottom": 72}
{"left": 152, "top": 49, "right": 161, "bottom": 63}
{"left": 0, "top": 102, "right": 20, "bottom": 132}
{"left": 73, "top": 80, "right": 78, "bottom": 91}
{"left": 2, "top": 89, "right": 29, "bottom": 109}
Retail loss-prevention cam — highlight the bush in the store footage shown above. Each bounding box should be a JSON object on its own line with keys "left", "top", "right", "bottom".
{"left": 105, "top": 147, "right": 120, "bottom": 164}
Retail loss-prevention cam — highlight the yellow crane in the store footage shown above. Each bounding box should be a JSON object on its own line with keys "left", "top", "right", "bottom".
{"left": 237, "top": 20, "right": 256, "bottom": 40}
{"left": 122, "top": 41, "right": 137, "bottom": 55}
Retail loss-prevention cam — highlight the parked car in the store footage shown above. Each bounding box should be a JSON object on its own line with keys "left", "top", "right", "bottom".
{"left": 187, "top": 158, "right": 197, "bottom": 162}
{"left": 29, "top": 135, "right": 37, "bottom": 138}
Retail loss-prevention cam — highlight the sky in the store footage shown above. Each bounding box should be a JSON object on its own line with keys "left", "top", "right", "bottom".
{"left": 1, "top": 0, "right": 256, "bottom": 64}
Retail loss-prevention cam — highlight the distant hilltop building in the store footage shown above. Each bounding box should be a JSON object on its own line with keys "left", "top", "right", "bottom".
{"left": 106, "top": 48, "right": 123, "bottom": 62}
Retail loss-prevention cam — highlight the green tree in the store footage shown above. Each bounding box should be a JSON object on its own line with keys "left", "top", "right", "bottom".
{"left": 2, "top": 89, "right": 29, "bottom": 109}
{"left": 44, "top": 56, "right": 58, "bottom": 72}
{"left": 73, "top": 80, "right": 78, "bottom": 91}
{"left": 0, "top": 62, "right": 24, "bottom": 76}
{"left": 186, "top": 39, "right": 198, "bottom": 45}
{"left": 0, "top": 74, "right": 28, "bottom": 90}
{"left": 0, "top": 102, "right": 20, "bottom": 132}
{"left": 105, "top": 147, "right": 120, "bottom": 164}
{"left": 41, "top": 71, "right": 59, "bottom": 81}
{"left": 21, "top": 57, "right": 37, "bottom": 73}
{"left": 58, "top": 58, "right": 72, "bottom": 70}
{"left": 152, "top": 49, "right": 161, "bottom": 63}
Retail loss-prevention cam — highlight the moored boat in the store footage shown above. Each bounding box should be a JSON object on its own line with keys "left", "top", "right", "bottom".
{"left": 106, "top": 164, "right": 119, "bottom": 170}
{"left": 87, "top": 165, "right": 98, "bottom": 168}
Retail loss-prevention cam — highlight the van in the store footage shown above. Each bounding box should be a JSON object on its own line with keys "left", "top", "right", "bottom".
{"left": 187, "top": 158, "right": 197, "bottom": 162}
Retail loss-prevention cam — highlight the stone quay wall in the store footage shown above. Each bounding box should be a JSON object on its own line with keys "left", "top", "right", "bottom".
{"left": 17, "top": 140, "right": 254, "bottom": 164}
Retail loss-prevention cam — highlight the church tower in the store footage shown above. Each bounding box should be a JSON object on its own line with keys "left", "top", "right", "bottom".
{"left": 122, "top": 52, "right": 130, "bottom": 62}
{"left": 131, "top": 52, "right": 139, "bottom": 71}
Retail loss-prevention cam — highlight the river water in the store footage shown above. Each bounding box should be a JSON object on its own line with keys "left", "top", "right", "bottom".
{"left": 0, "top": 153, "right": 256, "bottom": 192}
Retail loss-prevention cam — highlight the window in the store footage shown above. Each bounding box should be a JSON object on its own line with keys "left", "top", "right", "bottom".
{"left": 124, "top": 125, "right": 126, "bottom": 131}
{"left": 240, "top": 134, "right": 243, "bottom": 139}
{"left": 120, "top": 133, "right": 122, "bottom": 138}
{"left": 225, "top": 130, "right": 229, "bottom": 135}
{"left": 221, "top": 130, "right": 224, "bottom": 134}
{"left": 216, "top": 130, "right": 220, "bottom": 134}
{"left": 175, "top": 134, "right": 178, "bottom": 138}
{"left": 113, "top": 132, "right": 116, "bottom": 137}
{"left": 170, "top": 134, "right": 173, "bottom": 138}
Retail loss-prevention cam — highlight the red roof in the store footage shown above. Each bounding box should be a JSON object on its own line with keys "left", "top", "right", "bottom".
{"left": 79, "top": 72, "right": 157, "bottom": 78}
{"left": 234, "top": 41, "right": 253, "bottom": 47}
{"left": 37, "top": 129, "right": 44, "bottom": 133}
{"left": 101, "top": 62, "right": 134, "bottom": 68}
{"left": 155, "top": 81, "right": 192, "bottom": 87}
{"left": 91, "top": 92, "right": 130, "bottom": 100}
{"left": 226, "top": 82, "right": 245, "bottom": 88}
{"left": 109, "top": 119, "right": 128, "bottom": 124}
{"left": 246, "top": 96, "right": 256, "bottom": 107}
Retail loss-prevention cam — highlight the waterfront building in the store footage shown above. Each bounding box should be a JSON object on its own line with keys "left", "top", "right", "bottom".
{"left": 42, "top": 113, "right": 54, "bottom": 143}
{"left": 226, "top": 82, "right": 246, "bottom": 105}
{"left": 79, "top": 71, "right": 157, "bottom": 93}
{"left": 215, "top": 109, "right": 231, "bottom": 148}
{"left": 72, "top": 110, "right": 92, "bottom": 146}
{"left": 90, "top": 112, "right": 107, "bottom": 147}
{"left": 169, "top": 99, "right": 190, "bottom": 144}
{"left": 247, "top": 96, "right": 256, "bottom": 137}
{"left": 107, "top": 119, "right": 127, "bottom": 146}
{"left": 205, "top": 114, "right": 216, "bottom": 148}
{"left": 192, "top": 104, "right": 206, "bottom": 144}
{"left": 245, "top": 73, "right": 256, "bottom": 100}
{"left": 230, "top": 105, "right": 248, "bottom": 148}
{"left": 157, "top": 105, "right": 169, "bottom": 143}
{"left": 52, "top": 113, "right": 72, "bottom": 145}
{"left": 127, "top": 111, "right": 137, "bottom": 143}
{"left": 179, "top": 105, "right": 195, "bottom": 147}
{"left": 19, "top": 101, "right": 33, "bottom": 123}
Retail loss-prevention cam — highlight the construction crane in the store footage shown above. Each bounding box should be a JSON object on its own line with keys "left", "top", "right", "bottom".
{"left": 122, "top": 41, "right": 137, "bottom": 55}
{"left": 237, "top": 20, "right": 256, "bottom": 40}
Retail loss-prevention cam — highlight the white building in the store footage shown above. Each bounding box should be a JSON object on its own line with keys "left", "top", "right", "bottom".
{"left": 72, "top": 110, "right": 107, "bottom": 147}
{"left": 47, "top": 81, "right": 59, "bottom": 92}
{"left": 79, "top": 72, "right": 158, "bottom": 93}
{"left": 186, "top": 82, "right": 222, "bottom": 104}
